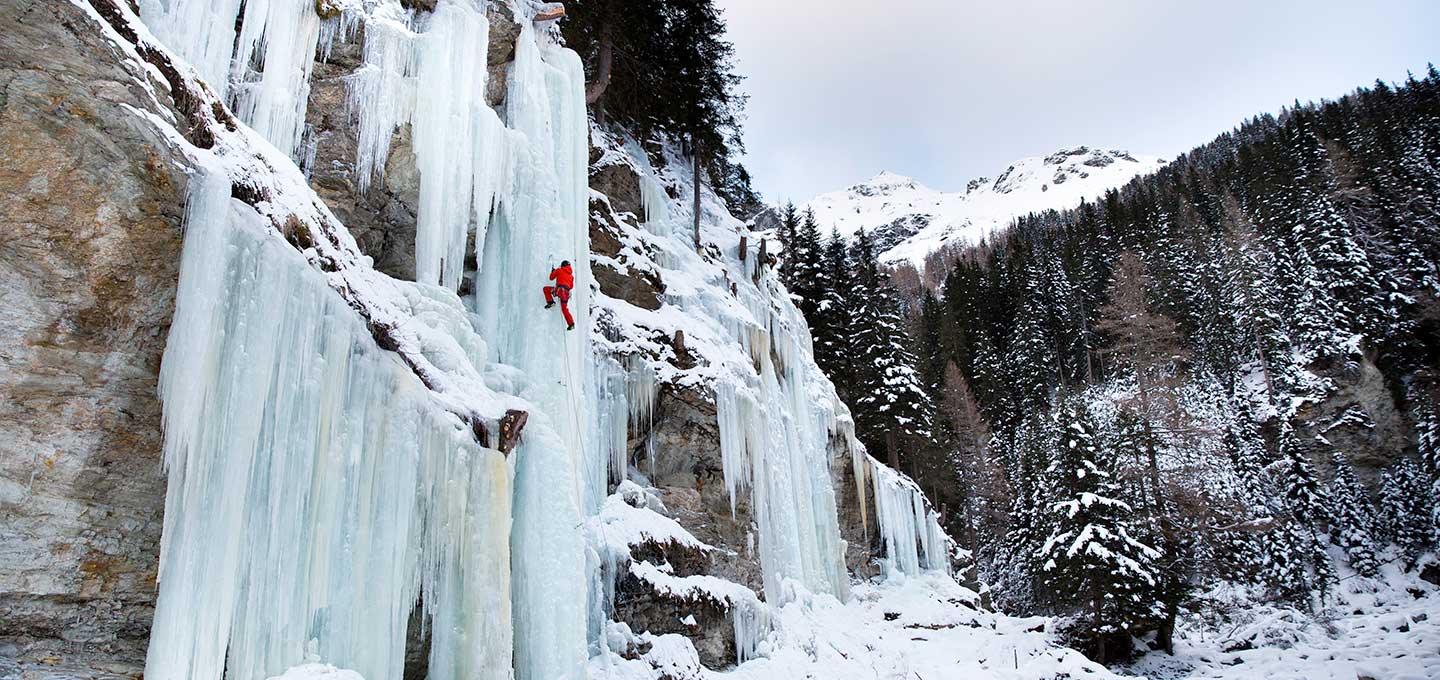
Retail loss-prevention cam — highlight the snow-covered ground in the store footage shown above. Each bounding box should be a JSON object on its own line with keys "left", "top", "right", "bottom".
{"left": 797, "top": 147, "right": 1164, "bottom": 268}
{"left": 592, "top": 572, "right": 1125, "bottom": 680}
{"left": 1125, "top": 563, "right": 1440, "bottom": 680}
{"left": 583, "top": 565, "right": 1440, "bottom": 680}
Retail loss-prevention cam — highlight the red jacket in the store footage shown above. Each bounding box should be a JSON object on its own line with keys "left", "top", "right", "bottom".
{"left": 549, "top": 264, "right": 575, "bottom": 289}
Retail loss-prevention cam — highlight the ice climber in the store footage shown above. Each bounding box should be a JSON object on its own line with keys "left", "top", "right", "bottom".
{"left": 543, "top": 260, "right": 576, "bottom": 331}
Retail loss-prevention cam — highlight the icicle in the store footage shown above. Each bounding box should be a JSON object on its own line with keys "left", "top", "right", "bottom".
{"left": 138, "top": 0, "right": 245, "bottom": 98}
{"left": 868, "top": 459, "right": 952, "bottom": 579}
{"left": 318, "top": 6, "right": 365, "bottom": 63}
{"left": 347, "top": 7, "right": 420, "bottom": 193}
{"left": 230, "top": 0, "right": 323, "bottom": 159}
{"left": 626, "top": 139, "right": 670, "bottom": 236}
{"left": 146, "top": 169, "right": 513, "bottom": 680}
{"left": 624, "top": 353, "right": 657, "bottom": 435}
{"left": 588, "top": 355, "right": 629, "bottom": 512}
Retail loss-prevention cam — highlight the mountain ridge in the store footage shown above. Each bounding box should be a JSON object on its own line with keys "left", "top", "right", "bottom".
{"left": 775, "top": 146, "right": 1164, "bottom": 268}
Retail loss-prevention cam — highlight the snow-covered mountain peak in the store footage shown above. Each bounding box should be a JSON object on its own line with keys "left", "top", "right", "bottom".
{"left": 797, "top": 146, "right": 1164, "bottom": 269}
{"left": 854, "top": 170, "right": 923, "bottom": 192}
{"left": 990, "top": 146, "right": 1146, "bottom": 195}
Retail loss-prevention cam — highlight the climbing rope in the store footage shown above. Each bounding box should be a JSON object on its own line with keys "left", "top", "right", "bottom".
{"left": 558, "top": 306, "right": 586, "bottom": 449}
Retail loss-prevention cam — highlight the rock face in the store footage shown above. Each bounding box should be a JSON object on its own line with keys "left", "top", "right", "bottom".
{"left": 643, "top": 386, "right": 765, "bottom": 596}
{"left": 304, "top": 25, "right": 423, "bottom": 281}
{"left": 0, "top": 1, "right": 193, "bottom": 677}
{"left": 1293, "top": 356, "right": 1413, "bottom": 484}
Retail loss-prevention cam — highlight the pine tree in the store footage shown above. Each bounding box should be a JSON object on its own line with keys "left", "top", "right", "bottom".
{"left": 1265, "top": 423, "right": 1336, "bottom": 604}
{"left": 1328, "top": 453, "right": 1379, "bottom": 576}
{"left": 777, "top": 202, "right": 800, "bottom": 286}
{"left": 1414, "top": 397, "right": 1440, "bottom": 539}
{"left": 789, "top": 209, "right": 825, "bottom": 322}
{"left": 1008, "top": 265, "right": 1057, "bottom": 413}
{"left": 1378, "top": 459, "right": 1435, "bottom": 565}
{"left": 1037, "top": 399, "right": 1161, "bottom": 661}
{"left": 855, "top": 292, "right": 936, "bottom": 470}
{"left": 813, "top": 228, "right": 853, "bottom": 395}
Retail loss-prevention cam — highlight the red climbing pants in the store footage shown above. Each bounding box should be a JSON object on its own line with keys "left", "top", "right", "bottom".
{"left": 544, "top": 284, "right": 574, "bottom": 327}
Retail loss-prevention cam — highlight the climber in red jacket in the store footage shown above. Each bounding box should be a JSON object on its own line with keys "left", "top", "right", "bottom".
{"left": 543, "top": 261, "right": 576, "bottom": 331}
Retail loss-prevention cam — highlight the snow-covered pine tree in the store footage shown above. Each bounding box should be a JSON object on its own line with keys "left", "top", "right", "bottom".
{"left": 788, "top": 208, "right": 825, "bottom": 323}
{"left": 1220, "top": 198, "right": 1300, "bottom": 403}
{"left": 1264, "top": 422, "right": 1336, "bottom": 604}
{"left": 1216, "top": 397, "right": 1273, "bottom": 583}
{"left": 848, "top": 229, "right": 937, "bottom": 471}
{"left": 1378, "top": 459, "right": 1435, "bottom": 565}
{"left": 1418, "top": 399, "right": 1440, "bottom": 542}
{"left": 1037, "top": 399, "right": 1161, "bottom": 661}
{"left": 1008, "top": 264, "right": 1057, "bottom": 413}
{"left": 1328, "top": 453, "right": 1380, "bottom": 576}
{"left": 992, "top": 413, "right": 1056, "bottom": 610}
{"left": 776, "top": 201, "right": 800, "bottom": 286}
{"left": 813, "top": 227, "right": 854, "bottom": 396}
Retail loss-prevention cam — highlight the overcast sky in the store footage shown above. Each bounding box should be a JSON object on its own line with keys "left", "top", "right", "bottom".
{"left": 717, "top": 0, "right": 1440, "bottom": 203}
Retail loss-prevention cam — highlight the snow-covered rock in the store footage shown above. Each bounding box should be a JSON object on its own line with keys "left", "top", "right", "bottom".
{"left": 266, "top": 664, "right": 366, "bottom": 680}
{"left": 799, "top": 147, "right": 1164, "bottom": 269}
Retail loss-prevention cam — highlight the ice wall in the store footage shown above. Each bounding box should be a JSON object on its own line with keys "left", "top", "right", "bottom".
{"left": 473, "top": 26, "right": 592, "bottom": 680}
{"left": 147, "top": 170, "right": 513, "bottom": 680}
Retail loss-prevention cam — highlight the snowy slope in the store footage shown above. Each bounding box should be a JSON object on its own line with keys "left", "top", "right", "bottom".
{"left": 800, "top": 147, "right": 1164, "bottom": 268}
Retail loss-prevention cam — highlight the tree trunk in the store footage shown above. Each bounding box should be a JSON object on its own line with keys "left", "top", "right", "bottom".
{"left": 1093, "top": 588, "right": 1106, "bottom": 662}
{"left": 885, "top": 429, "right": 900, "bottom": 470}
{"left": 584, "top": 5, "right": 614, "bottom": 110}
{"left": 1254, "top": 328, "right": 1275, "bottom": 403}
{"left": 692, "top": 134, "right": 702, "bottom": 250}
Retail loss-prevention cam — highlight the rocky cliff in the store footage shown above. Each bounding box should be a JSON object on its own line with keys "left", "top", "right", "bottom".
{"left": 1, "top": 1, "right": 188, "bottom": 675}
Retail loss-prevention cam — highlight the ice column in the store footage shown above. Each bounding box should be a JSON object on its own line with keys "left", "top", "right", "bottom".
{"left": 472, "top": 26, "right": 591, "bottom": 680}
{"left": 231, "top": 0, "right": 323, "bottom": 158}
{"left": 138, "top": 0, "right": 245, "bottom": 95}
{"left": 412, "top": 0, "right": 510, "bottom": 289}
{"left": 145, "top": 171, "right": 513, "bottom": 680}
{"left": 345, "top": 0, "right": 512, "bottom": 290}
{"left": 870, "top": 461, "right": 952, "bottom": 578}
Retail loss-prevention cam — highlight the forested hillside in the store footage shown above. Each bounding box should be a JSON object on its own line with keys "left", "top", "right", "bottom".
{"left": 780, "top": 68, "right": 1440, "bottom": 659}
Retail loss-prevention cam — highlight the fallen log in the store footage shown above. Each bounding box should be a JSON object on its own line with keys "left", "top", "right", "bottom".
{"left": 535, "top": 2, "right": 565, "bottom": 22}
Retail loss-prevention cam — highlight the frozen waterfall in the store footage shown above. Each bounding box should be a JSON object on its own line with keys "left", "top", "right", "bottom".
{"left": 146, "top": 170, "right": 513, "bottom": 680}
{"left": 128, "top": 0, "right": 960, "bottom": 676}
{"left": 474, "top": 25, "right": 592, "bottom": 680}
